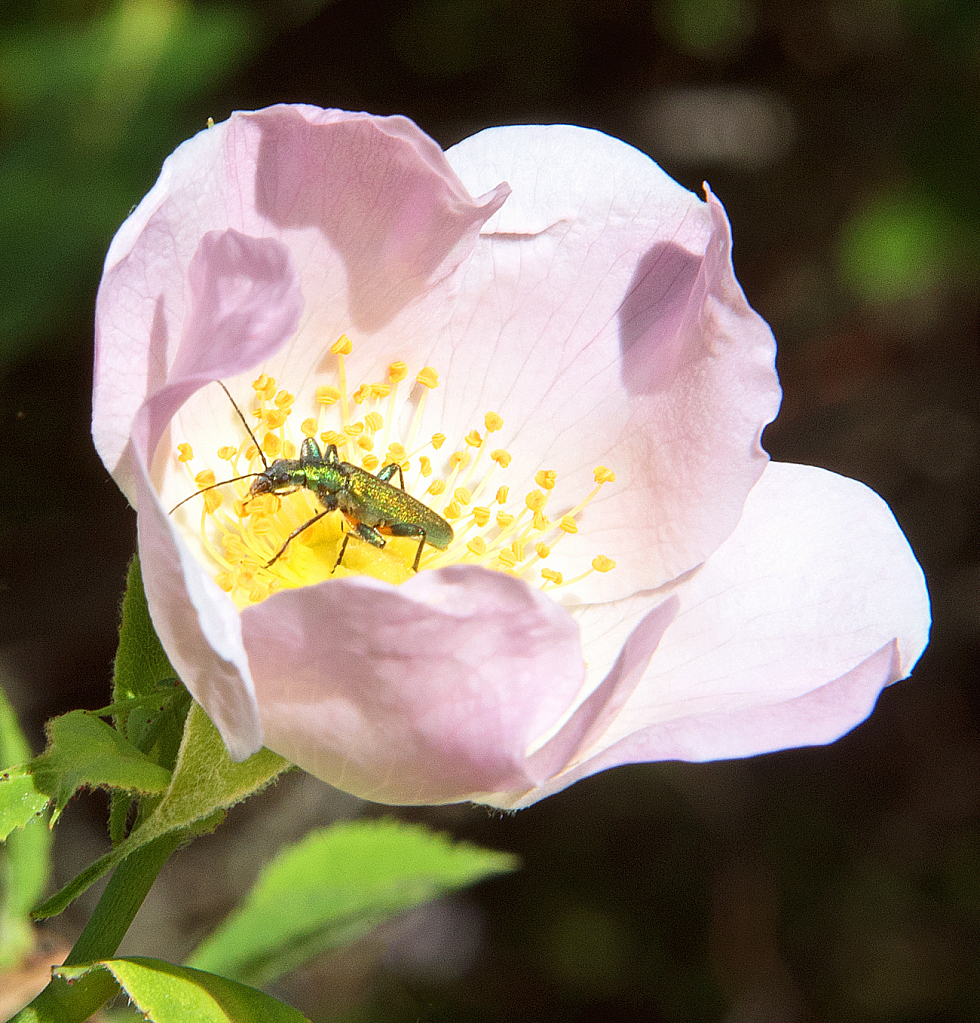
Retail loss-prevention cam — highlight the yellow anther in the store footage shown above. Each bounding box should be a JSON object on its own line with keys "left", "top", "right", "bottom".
{"left": 472, "top": 506, "right": 490, "bottom": 526}
{"left": 541, "top": 568, "right": 563, "bottom": 585}
{"left": 262, "top": 433, "right": 281, "bottom": 457}
{"left": 252, "top": 373, "right": 276, "bottom": 400}
{"left": 264, "top": 409, "right": 287, "bottom": 429}
{"left": 525, "top": 489, "right": 547, "bottom": 512}
{"left": 215, "top": 573, "right": 234, "bottom": 593}
{"left": 331, "top": 334, "right": 353, "bottom": 355}
{"left": 465, "top": 430, "right": 482, "bottom": 447}
{"left": 177, "top": 443, "right": 194, "bottom": 462}
{"left": 365, "top": 411, "right": 383, "bottom": 432}
{"left": 203, "top": 491, "right": 222, "bottom": 513}
{"left": 344, "top": 421, "right": 364, "bottom": 437}
{"left": 449, "top": 450, "right": 470, "bottom": 469}
{"left": 283, "top": 440, "right": 297, "bottom": 459}
{"left": 370, "top": 383, "right": 390, "bottom": 399}
{"left": 491, "top": 448, "right": 512, "bottom": 467}
{"left": 217, "top": 445, "right": 237, "bottom": 461}
{"left": 388, "top": 361, "right": 408, "bottom": 383}
{"left": 233, "top": 499, "right": 247, "bottom": 518}
{"left": 497, "top": 549, "right": 518, "bottom": 568}
{"left": 416, "top": 366, "right": 439, "bottom": 389}
{"left": 352, "top": 384, "right": 371, "bottom": 404}
{"left": 244, "top": 444, "right": 259, "bottom": 462}
{"left": 453, "top": 487, "right": 473, "bottom": 505}
{"left": 560, "top": 515, "right": 578, "bottom": 534}
{"left": 387, "top": 442, "right": 407, "bottom": 461}
{"left": 274, "top": 390, "right": 294, "bottom": 408}
{"left": 427, "top": 480, "right": 447, "bottom": 496}
{"left": 535, "top": 470, "right": 557, "bottom": 490}
{"left": 419, "top": 455, "right": 432, "bottom": 477}
{"left": 321, "top": 430, "right": 344, "bottom": 446}
{"left": 533, "top": 511, "right": 550, "bottom": 531}
{"left": 485, "top": 411, "right": 503, "bottom": 432}
{"left": 362, "top": 454, "right": 380, "bottom": 471}
{"left": 357, "top": 436, "right": 374, "bottom": 451}
{"left": 301, "top": 418, "right": 317, "bottom": 437}
{"left": 444, "top": 501, "right": 462, "bottom": 520}
{"left": 535, "top": 542, "right": 551, "bottom": 558}
{"left": 592, "top": 555, "right": 616, "bottom": 572}
{"left": 246, "top": 493, "right": 273, "bottom": 516}
{"left": 467, "top": 537, "right": 487, "bottom": 556}
{"left": 510, "top": 541, "right": 526, "bottom": 562}
{"left": 316, "top": 385, "right": 340, "bottom": 405}
{"left": 496, "top": 510, "right": 514, "bottom": 528}
{"left": 594, "top": 466, "right": 616, "bottom": 484}
{"left": 496, "top": 486, "right": 509, "bottom": 505}
{"left": 431, "top": 433, "right": 445, "bottom": 450}
{"left": 195, "top": 469, "right": 216, "bottom": 488}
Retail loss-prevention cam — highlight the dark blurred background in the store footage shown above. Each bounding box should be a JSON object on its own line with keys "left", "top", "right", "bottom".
{"left": 1, "top": 1, "right": 977, "bottom": 1020}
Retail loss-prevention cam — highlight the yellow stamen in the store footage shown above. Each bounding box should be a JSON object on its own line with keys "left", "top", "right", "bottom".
{"left": 171, "top": 343, "right": 616, "bottom": 607}
{"left": 330, "top": 335, "right": 352, "bottom": 425}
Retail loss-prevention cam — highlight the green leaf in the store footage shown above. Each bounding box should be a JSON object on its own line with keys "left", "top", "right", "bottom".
{"left": 110, "top": 555, "right": 189, "bottom": 844}
{"left": 0, "top": 684, "right": 53, "bottom": 968}
{"left": 0, "top": 766, "right": 49, "bottom": 842}
{"left": 29, "top": 711, "right": 173, "bottom": 822}
{"left": 187, "top": 819, "right": 518, "bottom": 986}
{"left": 55, "top": 958, "right": 310, "bottom": 1023}
{"left": 0, "top": 680, "right": 31, "bottom": 769}
{"left": 33, "top": 705, "right": 288, "bottom": 920}
{"left": 114, "top": 556, "right": 176, "bottom": 706}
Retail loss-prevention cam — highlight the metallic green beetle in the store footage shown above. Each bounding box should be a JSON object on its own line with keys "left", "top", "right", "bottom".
{"left": 170, "top": 383, "right": 453, "bottom": 573}
{"left": 250, "top": 438, "right": 453, "bottom": 572}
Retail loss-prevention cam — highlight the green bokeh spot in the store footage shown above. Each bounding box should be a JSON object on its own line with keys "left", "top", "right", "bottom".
{"left": 657, "top": 0, "right": 755, "bottom": 57}
{"left": 838, "top": 192, "right": 955, "bottom": 305}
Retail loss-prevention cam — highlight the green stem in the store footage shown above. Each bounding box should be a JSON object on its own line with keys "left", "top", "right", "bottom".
{"left": 64, "top": 830, "right": 180, "bottom": 964}
{"left": 10, "top": 831, "right": 181, "bottom": 1022}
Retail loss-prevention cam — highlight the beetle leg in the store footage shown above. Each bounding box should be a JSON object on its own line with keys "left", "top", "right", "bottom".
{"left": 386, "top": 522, "right": 428, "bottom": 571}
{"left": 332, "top": 521, "right": 387, "bottom": 573}
{"left": 375, "top": 462, "right": 406, "bottom": 490}
{"left": 265, "top": 508, "right": 331, "bottom": 568}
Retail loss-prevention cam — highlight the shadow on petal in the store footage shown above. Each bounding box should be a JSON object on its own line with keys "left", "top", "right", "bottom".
{"left": 618, "top": 242, "right": 702, "bottom": 396}
{"left": 521, "top": 595, "right": 680, "bottom": 799}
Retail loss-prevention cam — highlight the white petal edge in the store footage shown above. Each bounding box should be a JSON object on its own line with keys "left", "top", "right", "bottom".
{"left": 500, "top": 461, "right": 930, "bottom": 806}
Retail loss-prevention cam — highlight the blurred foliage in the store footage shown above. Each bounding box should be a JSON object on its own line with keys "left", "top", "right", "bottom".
{"left": 838, "top": 190, "right": 966, "bottom": 305}
{"left": 655, "top": 0, "right": 756, "bottom": 59}
{"left": 0, "top": 0, "right": 336, "bottom": 364}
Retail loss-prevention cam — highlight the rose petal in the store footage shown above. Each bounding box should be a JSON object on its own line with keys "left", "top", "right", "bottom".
{"left": 94, "top": 105, "right": 509, "bottom": 499}
{"left": 503, "top": 461, "right": 930, "bottom": 805}
{"left": 440, "top": 127, "right": 781, "bottom": 601}
{"left": 241, "top": 566, "right": 585, "bottom": 804}
{"left": 121, "top": 229, "right": 307, "bottom": 758}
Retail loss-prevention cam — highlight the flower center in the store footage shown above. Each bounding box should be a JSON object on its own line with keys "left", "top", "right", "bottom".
{"left": 171, "top": 335, "right": 615, "bottom": 608}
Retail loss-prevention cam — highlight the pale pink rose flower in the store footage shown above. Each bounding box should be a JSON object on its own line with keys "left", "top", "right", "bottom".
{"left": 92, "top": 105, "right": 929, "bottom": 807}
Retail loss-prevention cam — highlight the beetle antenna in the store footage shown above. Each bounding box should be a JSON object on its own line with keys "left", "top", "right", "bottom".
{"left": 169, "top": 473, "right": 263, "bottom": 514}
{"left": 217, "top": 380, "right": 269, "bottom": 471}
